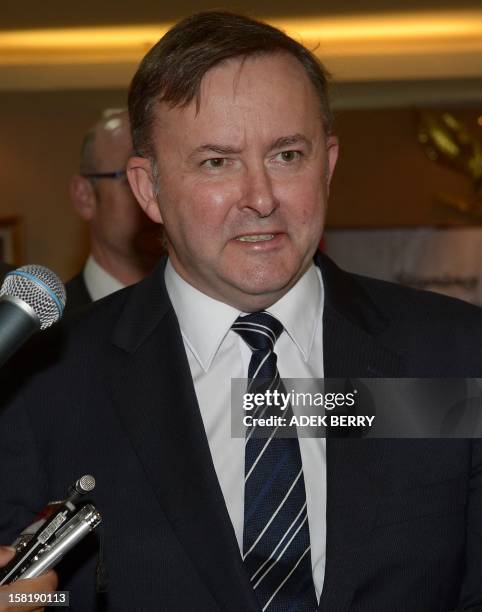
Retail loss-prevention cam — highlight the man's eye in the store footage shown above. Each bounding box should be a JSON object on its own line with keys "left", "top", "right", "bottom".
{"left": 202, "top": 158, "right": 226, "bottom": 168}
{"left": 277, "top": 151, "right": 302, "bottom": 163}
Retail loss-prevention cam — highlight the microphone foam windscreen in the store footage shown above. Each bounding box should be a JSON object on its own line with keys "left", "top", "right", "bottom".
{"left": 0, "top": 265, "right": 66, "bottom": 329}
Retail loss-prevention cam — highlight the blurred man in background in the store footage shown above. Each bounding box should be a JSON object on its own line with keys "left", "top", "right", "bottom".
{"left": 66, "top": 109, "right": 163, "bottom": 312}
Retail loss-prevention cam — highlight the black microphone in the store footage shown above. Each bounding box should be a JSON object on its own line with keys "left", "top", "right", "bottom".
{"left": 0, "top": 265, "right": 66, "bottom": 367}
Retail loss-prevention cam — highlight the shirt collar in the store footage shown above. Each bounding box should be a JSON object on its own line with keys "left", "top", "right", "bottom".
{"left": 83, "top": 255, "right": 125, "bottom": 301}
{"left": 164, "top": 260, "right": 323, "bottom": 371}
{"left": 165, "top": 260, "right": 240, "bottom": 372}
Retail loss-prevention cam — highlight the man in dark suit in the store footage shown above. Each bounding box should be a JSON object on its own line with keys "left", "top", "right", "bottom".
{"left": 66, "top": 110, "right": 163, "bottom": 314}
{"left": 1, "top": 11, "right": 481, "bottom": 612}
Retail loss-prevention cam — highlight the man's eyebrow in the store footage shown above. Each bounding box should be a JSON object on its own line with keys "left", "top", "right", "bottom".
{"left": 189, "top": 134, "right": 311, "bottom": 159}
{"left": 189, "top": 144, "right": 242, "bottom": 158}
{"left": 270, "top": 134, "right": 311, "bottom": 150}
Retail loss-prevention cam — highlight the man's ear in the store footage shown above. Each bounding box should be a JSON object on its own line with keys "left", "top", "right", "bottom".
{"left": 127, "top": 157, "right": 163, "bottom": 224}
{"left": 325, "top": 135, "right": 339, "bottom": 194}
{"left": 69, "top": 175, "right": 97, "bottom": 221}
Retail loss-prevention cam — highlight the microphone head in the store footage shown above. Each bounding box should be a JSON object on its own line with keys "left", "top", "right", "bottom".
{"left": 77, "top": 474, "right": 96, "bottom": 493}
{"left": 0, "top": 265, "right": 66, "bottom": 330}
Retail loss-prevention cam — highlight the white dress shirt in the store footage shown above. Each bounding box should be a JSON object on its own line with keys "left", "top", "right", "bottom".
{"left": 83, "top": 255, "right": 125, "bottom": 301}
{"left": 165, "top": 261, "right": 326, "bottom": 600}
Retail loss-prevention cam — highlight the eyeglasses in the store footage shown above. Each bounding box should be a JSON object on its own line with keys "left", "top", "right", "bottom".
{"left": 81, "top": 170, "right": 126, "bottom": 180}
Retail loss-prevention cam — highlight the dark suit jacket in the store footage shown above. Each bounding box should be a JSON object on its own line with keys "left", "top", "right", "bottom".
{"left": 1, "top": 253, "right": 482, "bottom": 611}
{"left": 64, "top": 271, "right": 92, "bottom": 315}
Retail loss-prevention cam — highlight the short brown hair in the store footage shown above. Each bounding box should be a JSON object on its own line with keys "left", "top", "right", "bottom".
{"left": 128, "top": 10, "right": 333, "bottom": 158}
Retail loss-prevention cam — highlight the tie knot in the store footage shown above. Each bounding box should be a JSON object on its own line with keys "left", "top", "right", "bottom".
{"left": 231, "top": 311, "right": 284, "bottom": 352}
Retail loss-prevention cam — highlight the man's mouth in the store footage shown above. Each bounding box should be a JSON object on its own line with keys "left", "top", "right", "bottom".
{"left": 235, "top": 234, "right": 275, "bottom": 242}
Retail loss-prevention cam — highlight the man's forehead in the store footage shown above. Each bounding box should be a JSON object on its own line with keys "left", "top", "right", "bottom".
{"left": 152, "top": 54, "right": 319, "bottom": 136}
{"left": 199, "top": 52, "right": 311, "bottom": 99}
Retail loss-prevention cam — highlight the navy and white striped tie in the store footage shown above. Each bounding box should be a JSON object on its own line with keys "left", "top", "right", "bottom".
{"left": 232, "top": 311, "right": 317, "bottom": 612}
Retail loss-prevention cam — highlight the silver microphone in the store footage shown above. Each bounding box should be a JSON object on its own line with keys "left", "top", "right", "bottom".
{"left": 0, "top": 265, "right": 66, "bottom": 366}
{"left": 0, "top": 476, "right": 102, "bottom": 585}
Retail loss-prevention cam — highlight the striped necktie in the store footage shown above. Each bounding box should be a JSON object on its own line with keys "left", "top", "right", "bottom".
{"left": 232, "top": 311, "right": 317, "bottom": 612}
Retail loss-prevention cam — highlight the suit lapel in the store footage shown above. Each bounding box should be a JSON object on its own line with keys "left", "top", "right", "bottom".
{"left": 317, "top": 253, "right": 407, "bottom": 611}
{"left": 106, "top": 264, "right": 260, "bottom": 612}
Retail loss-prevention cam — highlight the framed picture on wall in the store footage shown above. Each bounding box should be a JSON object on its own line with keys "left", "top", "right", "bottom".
{"left": 0, "top": 217, "right": 22, "bottom": 266}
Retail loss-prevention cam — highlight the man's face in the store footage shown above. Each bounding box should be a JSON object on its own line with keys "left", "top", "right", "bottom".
{"left": 130, "top": 53, "right": 338, "bottom": 310}
{"left": 93, "top": 118, "right": 163, "bottom": 268}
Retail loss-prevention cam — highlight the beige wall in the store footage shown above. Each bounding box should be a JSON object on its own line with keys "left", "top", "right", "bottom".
{"left": 0, "top": 90, "right": 125, "bottom": 281}
{"left": 0, "top": 90, "right": 478, "bottom": 280}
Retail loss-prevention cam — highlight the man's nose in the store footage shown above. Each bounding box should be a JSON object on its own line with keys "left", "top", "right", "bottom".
{"left": 239, "top": 165, "right": 278, "bottom": 217}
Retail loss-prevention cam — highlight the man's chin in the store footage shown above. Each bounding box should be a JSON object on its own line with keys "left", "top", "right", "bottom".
{"left": 224, "top": 274, "right": 299, "bottom": 310}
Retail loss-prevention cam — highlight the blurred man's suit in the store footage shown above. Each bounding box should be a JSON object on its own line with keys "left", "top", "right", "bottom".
{"left": 64, "top": 272, "right": 91, "bottom": 312}
{"left": 1, "top": 253, "right": 481, "bottom": 611}
{"left": 65, "top": 257, "right": 126, "bottom": 315}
